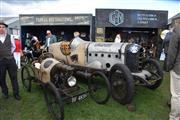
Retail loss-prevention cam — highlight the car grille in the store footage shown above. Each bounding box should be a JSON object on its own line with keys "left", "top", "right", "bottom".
{"left": 125, "top": 47, "right": 144, "bottom": 72}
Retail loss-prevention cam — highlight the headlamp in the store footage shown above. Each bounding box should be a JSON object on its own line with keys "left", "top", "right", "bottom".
{"left": 129, "top": 44, "right": 139, "bottom": 53}
{"left": 67, "top": 76, "right": 77, "bottom": 87}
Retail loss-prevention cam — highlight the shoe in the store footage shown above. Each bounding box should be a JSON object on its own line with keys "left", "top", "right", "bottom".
{"left": 14, "top": 94, "right": 21, "bottom": 100}
{"left": 2, "top": 94, "right": 9, "bottom": 99}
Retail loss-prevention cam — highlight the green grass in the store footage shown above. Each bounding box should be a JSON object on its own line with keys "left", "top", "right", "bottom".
{"left": 0, "top": 70, "right": 170, "bottom": 120}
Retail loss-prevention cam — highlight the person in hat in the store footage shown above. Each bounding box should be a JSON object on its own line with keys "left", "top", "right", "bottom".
{"left": 44, "top": 30, "right": 57, "bottom": 52}
{"left": 0, "top": 21, "right": 21, "bottom": 100}
{"left": 70, "top": 31, "right": 86, "bottom": 51}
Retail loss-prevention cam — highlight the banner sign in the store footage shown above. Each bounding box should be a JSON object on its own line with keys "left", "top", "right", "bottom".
{"left": 20, "top": 14, "right": 92, "bottom": 26}
{"left": 96, "top": 9, "right": 168, "bottom": 28}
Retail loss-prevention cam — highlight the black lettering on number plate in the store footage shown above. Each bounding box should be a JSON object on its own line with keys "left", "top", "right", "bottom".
{"left": 71, "top": 94, "right": 88, "bottom": 103}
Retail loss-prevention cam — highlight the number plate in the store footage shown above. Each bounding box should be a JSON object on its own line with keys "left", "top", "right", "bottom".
{"left": 71, "top": 93, "right": 88, "bottom": 103}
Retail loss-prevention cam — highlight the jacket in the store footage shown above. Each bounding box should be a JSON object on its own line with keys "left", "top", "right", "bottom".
{"left": 162, "top": 32, "right": 173, "bottom": 54}
{"left": 0, "top": 34, "right": 14, "bottom": 59}
{"left": 45, "top": 35, "right": 57, "bottom": 48}
{"left": 166, "top": 25, "right": 180, "bottom": 74}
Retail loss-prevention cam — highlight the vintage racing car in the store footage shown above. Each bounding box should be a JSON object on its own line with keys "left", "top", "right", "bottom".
{"left": 21, "top": 35, "right": 163, "bottom": 119}
{"left": 48, "top": 36, "right": 163, "bottom": 105}
{"left": 21, "top": 51, "right": 111, "bottom": 120}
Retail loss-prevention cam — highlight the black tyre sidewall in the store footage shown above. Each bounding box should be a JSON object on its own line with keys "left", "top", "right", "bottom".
{"left": 88, "top": 71, "right": 111, "bottom": 104}
{"left": 142, "top": 59, "right": 163, "bottom": 89}
{"left": 21, "top": 65, "right": 32, "bottom": 92}
{"left": 110, "top": 64, "right": 134, "bottom": 105}
{"left": 43, "top": 82, "right": 64, "bottom": 120}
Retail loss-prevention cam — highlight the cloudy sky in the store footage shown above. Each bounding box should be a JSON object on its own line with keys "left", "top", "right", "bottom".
{"left": 0, "top": 0, "right": 180, "bottom": 18}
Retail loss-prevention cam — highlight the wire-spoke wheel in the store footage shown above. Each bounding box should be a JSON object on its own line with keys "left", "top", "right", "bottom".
{"left": 88, "top": 71, "right": 111, "bottom": 104}
{"left": 21, "top": 65, "right": 35, "bottom": 92}
{"left": 44, "top": 82, "right": 64, "bottom": 120}
{"left": 110, "top": 64, "right": 134, "bottom": 105}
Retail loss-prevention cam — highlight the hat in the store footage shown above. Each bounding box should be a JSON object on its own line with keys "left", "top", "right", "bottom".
{"left": 74, "top": 31, "right": 80, "bottom": 37}
{"left": 80, "top": 32, "right": 86, "bottom": 37}
{"left": 160, "top": 30, "right": 169, "bottom": 40}
{"left": 0, "top": 20, "right": 8, "bottom": 27}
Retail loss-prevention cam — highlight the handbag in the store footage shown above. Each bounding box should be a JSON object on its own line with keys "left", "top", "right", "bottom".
{"left": 160, "top": 50, "right": 165, "bottom": 61}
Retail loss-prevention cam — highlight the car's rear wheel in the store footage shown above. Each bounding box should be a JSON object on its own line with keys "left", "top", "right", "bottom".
{"left": 110, "top": 64, "right": 134, "bottom": 105}
{"left": 88, "top": 71, "right": 111, "bottom": 104}
{"left": 21, "top": 65, "right": 34, "bottom": 92}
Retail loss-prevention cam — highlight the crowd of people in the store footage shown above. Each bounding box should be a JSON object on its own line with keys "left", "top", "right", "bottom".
{"left": 0, "top": 21, "right": 85, "bottom": 100}
{"left": 0, "top": 19, "right": 180, "bottom": 119}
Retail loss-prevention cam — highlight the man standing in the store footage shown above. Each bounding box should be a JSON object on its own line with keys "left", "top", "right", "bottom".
{"left": 45, "top": 30, "right": 57, "bottom": 51}
{"left": 166, "top": 24, "right": 180, "bottom": 120}
{"left": 0, "top": 21, "right": 21, "bottom": 100}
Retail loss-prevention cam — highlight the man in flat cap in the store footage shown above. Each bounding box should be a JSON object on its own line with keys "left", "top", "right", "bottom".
{"left": 0, "top": 21, "right": 21, "bottom": 100}
{"left": 44, "top": 30, "right": 57, "bottom": 52}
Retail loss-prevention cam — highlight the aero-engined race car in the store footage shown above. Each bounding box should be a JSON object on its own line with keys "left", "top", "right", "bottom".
{"left": 48, "top": 36, "right": 163, "bottom": 105}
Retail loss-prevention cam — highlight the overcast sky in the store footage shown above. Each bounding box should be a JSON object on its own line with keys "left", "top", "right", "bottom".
{"left": 0, "top": 0, "right": 180, "bottom": 18}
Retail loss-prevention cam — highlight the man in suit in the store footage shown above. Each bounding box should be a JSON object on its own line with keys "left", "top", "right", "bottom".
{"left": 45, "top": 30, "right": 57, "bottom": 51}
{"left": 166, "top": 24, "right": 180, "bottom": 120}
{"left": 0, "top": 21, "right": 21, "bottom": 100}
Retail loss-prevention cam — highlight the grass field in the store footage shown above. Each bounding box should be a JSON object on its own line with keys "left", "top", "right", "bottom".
{"left": 0, "top": 69, "right": 170, "bottom": 120}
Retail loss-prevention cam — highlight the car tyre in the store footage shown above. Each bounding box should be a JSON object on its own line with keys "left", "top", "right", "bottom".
{"left": 110, "top": 64, "right": 134, "bottom": 105}
{"left": 43, "top": 82, "right": 64, "bottom": 120}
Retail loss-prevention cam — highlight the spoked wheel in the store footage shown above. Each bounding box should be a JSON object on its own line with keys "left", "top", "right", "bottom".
{"left": 43, "top": 82, "right": 64, "bottom": 120}
{"left": 110, "top": 64, "right": 134, "bottom": 105}
{"left": 21, "top": 54, "right": 29, "bottom": 65}
{"left": 88, "top": 71, "right": 111, "bottom": 104}
{"left": 142, "top": 59, "right": 163, "bottom": 89}
{"left": 24, "top": 55, "right": 29, "bottom": 64}
{"left": 21, "top": 65, "right": 35, "bottom": 92}
{"left": 23, "top": 52, "right": 32, "bottom": 64}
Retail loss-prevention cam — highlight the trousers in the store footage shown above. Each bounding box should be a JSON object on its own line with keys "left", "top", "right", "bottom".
{"left": 0, "top": 57, "right": 19, "bottom": 95}
{"left": 169, "top": 70, "right": 180, "bottom": 120}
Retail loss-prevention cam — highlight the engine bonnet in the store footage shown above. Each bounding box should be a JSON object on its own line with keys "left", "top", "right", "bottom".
{"left": 88, "top": 42, "right": 129, "bottom": 53}
{"left": 40, "top": 58, "right": 60, "bottom": 83}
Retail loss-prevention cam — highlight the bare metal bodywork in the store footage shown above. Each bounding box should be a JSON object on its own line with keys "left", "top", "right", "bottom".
{"left": 49, "top": 38, "right": 129, "bottom": 71}
{"left": 48, "top": 37, "right": 163, "bottom": 90}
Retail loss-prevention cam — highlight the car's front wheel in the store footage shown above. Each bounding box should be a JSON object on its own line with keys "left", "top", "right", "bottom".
{"left": 43, "top": 82, "right": 64, "bottom": 120}
{"left": 142, "top": 59, "right": 163, "bottom": 89}
{"left": 88, "top": 71, "right": 111, "bottom": 104}
{"left": 110, "top": 64, "right": 134, "bottom": 105}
